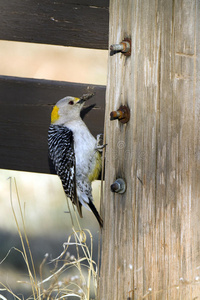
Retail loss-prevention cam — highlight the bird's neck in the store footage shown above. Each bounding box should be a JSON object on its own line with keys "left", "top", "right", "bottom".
{"left": 64, "top": 118, "right": 87, "bottom": 131}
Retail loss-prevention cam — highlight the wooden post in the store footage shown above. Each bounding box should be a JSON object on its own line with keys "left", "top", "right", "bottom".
{"left": 100, "top": 0, "right": 200, "bottom": 299}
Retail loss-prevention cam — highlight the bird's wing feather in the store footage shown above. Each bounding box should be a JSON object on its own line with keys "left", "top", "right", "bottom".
{"left": 48, "top": 125, "right": 82, "bottom": 217}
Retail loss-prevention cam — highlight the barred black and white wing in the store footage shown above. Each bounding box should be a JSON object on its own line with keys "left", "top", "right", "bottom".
{"left": 48, "top": 125, "right": 82, "bottom": 217}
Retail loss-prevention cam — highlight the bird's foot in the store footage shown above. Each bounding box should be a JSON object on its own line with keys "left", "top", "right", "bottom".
{"left": 96, "top": 134, "right": 107, "bottom": 152}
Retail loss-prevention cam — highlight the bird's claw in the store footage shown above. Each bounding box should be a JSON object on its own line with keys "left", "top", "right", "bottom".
{"left": 96, "top": 134, "right": 107, "bottom": 152}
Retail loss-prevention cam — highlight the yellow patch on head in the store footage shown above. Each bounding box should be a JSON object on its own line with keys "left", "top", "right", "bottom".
{"left": 51, "top": 105, "right": 59, "bottom": 123}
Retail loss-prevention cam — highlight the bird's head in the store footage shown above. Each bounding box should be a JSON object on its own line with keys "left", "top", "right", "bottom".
{"left": 51, "top": 93, "right": 94, "bottom": 125}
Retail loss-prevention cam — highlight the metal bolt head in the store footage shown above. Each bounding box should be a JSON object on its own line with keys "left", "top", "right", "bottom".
{"left": 110, "top": 105, "right": 130, "bottom": 124}
{"left": 111, "top": 178, "right": 126, "bottom": 194}
{"left": 110, "top": 38, "right": 131, "bottom": 56}
{"left": 110, "top": 110, "right": 123, "bottom": 120}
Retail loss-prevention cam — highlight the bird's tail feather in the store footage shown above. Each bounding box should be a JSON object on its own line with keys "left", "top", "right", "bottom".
{"left": 88, "top": 201, "right": 103, "bottom": 228}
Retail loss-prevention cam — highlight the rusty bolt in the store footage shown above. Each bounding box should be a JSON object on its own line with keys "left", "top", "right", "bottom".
{"left": 110, "top": 38, "right": 131, "bottom": 56}
{"left": 111, "top": 178, "right": 126, "bottom": 194}
{"left": 110, "top": 105, "right": 130, "bottom": 124}
{"left": 110, "top": 43, "right": 124, "bottom": 52}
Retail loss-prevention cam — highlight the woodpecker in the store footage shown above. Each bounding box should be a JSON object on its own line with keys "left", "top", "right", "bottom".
{"left": 48, "top": 94, "right": 103, "bottom": 228}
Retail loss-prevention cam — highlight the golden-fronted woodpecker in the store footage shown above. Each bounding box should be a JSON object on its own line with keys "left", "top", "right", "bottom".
{"left": 48, "top": 94, "right": 103, "bottom": 227}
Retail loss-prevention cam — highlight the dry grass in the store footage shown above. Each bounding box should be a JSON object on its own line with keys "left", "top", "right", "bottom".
{"left": 0, "top": 178, "right": 99, "bottom": 300}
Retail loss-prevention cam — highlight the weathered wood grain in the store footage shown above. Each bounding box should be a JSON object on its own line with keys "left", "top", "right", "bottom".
{"left": 100, "top": 0, "right": 200, "bottom": 299}
{"left": 0, "top": 0, "right": 109, "bottom": 49}
{"left": 0, "top": 76, "right": 105, "bottom": 174}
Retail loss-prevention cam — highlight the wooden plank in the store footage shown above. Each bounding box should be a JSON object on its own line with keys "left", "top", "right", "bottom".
{"left": 0, "top": 0, "right": 109, "bottom": 49}
{"left": 100, "top": 0, "right": 200, "bottom": 299}
{"left": 0, "top": 76, "right": 105, "bottom": 174}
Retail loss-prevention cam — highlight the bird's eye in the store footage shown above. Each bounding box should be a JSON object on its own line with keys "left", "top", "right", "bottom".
{"left": 69, "top": 100, "right": 74, "bottom": 105}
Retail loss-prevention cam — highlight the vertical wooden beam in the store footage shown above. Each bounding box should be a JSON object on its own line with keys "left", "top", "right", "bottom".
{"left": 100, "top": 0, "right": 200, "bottom": 299}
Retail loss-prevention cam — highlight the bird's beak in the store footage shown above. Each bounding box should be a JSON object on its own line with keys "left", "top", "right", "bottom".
{"left": 77, "top": 93, "right": 94, "bottom": 104}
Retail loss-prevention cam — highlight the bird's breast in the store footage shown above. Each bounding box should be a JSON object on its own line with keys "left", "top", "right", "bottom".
{"left": 67, "top": 122, "right": 96, "bottom": 173}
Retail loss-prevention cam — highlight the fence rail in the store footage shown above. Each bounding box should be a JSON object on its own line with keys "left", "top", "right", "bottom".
{"left": 0, "top": 0, "right": 109, "bottom": 49}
